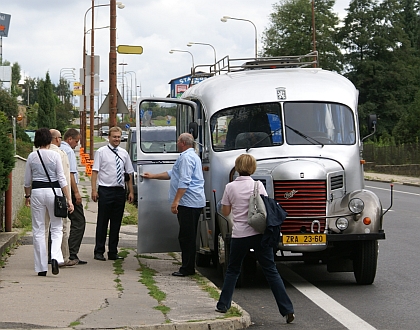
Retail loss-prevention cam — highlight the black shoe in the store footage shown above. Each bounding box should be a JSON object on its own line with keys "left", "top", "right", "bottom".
{"left": 70, "top": 255, "right": 87, "bottom": 264}
{"left": 51, "top": 259, "right": 59, "bottom": 275}
{"left": 172, "top": 271, "right": 186, "bottom": 277}
{"left": 94, "top": 253, "right": 106, "bottom": 261}
{"left": 38, "top": 271, "right": 47, "bottom": 276}
{"left": 108, "top": 254, "right": 124, "bottom": 260}
{"left": 215, "top": 307, "right": 228, "bottom": 313}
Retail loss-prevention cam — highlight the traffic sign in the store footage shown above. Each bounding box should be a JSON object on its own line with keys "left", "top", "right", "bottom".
{"left": 117, "top": 45, "right": 143, "bottom": 55}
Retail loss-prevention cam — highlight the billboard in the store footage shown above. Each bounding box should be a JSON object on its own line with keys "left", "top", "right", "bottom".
{"left": 0, "top": 13, "right": 11, "bottom": 37}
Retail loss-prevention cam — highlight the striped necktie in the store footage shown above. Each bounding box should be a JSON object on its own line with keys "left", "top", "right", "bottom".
{"left": 114, "top": 148, "right": 123, "bottom": 185}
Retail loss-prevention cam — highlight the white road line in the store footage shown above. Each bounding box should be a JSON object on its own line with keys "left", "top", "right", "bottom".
{"left": 366, "top": 185, "right": 420, "bottom": 196}
{"left": 278, "top": 264, "right": 377, "bottom": 330}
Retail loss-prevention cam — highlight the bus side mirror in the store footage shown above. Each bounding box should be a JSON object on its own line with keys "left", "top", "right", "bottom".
{"left": 362, "top": 114, "right": 377, "bottom": 142}
{"left": 368, "top": 114, "right": 377, "bottom": 132}
{"left": 189, "top": 122, "right": 198, "bottom": 139}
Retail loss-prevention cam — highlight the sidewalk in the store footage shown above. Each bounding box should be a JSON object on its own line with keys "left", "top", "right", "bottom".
{"left": 0, "top": 156, "right": 251, "bottom": 330}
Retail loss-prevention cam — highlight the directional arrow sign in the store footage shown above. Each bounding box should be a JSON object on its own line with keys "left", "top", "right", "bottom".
{"left": 117, "top": 45, "right": 143, "bottom": 55}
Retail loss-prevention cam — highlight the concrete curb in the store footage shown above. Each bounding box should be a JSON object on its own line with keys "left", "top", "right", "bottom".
{"left": 0, "top": 231, "right": 19, "bottom": 257}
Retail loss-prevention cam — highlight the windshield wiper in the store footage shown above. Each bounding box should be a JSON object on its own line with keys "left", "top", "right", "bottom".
{"left": 285, "top": 124, "right": 324, "bottom": 147}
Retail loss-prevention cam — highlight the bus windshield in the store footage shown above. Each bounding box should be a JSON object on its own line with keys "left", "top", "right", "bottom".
{"left": 284, "top": 102, "right": 356, "bottom": 145}
{"left": 211, "top": 102, "right": 282, "bottom": 151}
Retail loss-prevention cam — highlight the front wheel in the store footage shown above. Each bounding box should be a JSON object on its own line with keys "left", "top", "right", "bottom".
{"left": 353, "top": 240, "right": 378, "bottom": 285}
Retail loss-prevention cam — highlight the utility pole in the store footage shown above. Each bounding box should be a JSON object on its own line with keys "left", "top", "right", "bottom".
{"left": 109, "top": 0, "right": 118, "bottom": 127}
{"left": 90, "top": 0, "right": 95, "bottom": 159}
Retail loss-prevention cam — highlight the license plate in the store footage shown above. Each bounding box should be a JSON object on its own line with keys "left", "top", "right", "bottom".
{"left": 282, "top": 234, "right": 326, "bottom": 246}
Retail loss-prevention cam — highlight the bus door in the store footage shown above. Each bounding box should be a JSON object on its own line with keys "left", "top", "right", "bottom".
{"left": 136, "top": 98, "right": 197, "bottom": 253}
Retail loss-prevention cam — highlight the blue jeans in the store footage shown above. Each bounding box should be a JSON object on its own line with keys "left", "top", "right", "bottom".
{"left": 217, "top": 234, "right": 294, "bottom": 316}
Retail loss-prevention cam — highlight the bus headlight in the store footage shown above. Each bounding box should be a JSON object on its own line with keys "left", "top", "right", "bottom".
{"left": 348, "top": 198, "right": 364, "bottom": 214}
{"left": 336, "top": 217, "right": 349, "bottom": 231}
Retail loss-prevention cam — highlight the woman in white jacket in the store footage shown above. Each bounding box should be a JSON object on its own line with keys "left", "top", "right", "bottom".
{"left": 24, "top": 128, "right": 74, "bottom": 276}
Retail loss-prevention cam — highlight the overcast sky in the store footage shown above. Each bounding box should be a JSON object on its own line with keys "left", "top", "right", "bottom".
{"left": 1, "top": 0, "right": 350, "bottom": 109}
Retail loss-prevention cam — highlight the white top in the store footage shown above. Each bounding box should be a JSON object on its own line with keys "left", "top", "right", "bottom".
{"left": 92, "top": 144, "right": 134, "bottom": 187}
{"left": 24, "top": 148, "right": 67, "bottom": 188}
{"left": 221, "top": 176, "right": 267, "bottom": 238}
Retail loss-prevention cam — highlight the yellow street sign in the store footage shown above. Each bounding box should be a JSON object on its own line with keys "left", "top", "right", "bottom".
{"left": 73, "top": 82, "right": 82, "bottom": 96}
{"left": 117, "top": 45, "right": 143, "bottom": 55}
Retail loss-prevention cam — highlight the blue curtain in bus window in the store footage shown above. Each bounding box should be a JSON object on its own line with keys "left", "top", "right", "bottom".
{"left": 267, "top": 113, "right": 282, "bottom": 143}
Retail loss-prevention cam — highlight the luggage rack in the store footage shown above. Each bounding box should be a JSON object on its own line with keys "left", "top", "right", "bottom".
{"left": 192, "top": 51, "right": 318, "bottom": 79}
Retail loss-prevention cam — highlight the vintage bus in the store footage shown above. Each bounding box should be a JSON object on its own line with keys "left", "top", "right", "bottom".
{"left": 135, "top": 52, "right": 389, "bottom": 285}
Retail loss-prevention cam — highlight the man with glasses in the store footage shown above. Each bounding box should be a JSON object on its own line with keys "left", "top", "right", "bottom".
{"left": 61, "top": 128, "right": 88, "bottom": 265}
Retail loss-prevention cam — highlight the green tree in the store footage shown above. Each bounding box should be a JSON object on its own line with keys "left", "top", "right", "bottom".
{"left": 338, "top": 0, "right": 420, "bottom": 141}
{"left": 0, "top": 112, "right": 16, "bottom": 194}
{"left": 22, "top": 77, "right": 39, "bottom": 106}
{"left": 0, "top": 88, "right": 18, "bottom": 118}
{"left": 262, "top": 0, "right": 343, "bottom": 71}
{"left": 11, "top": 62, "right": 22, "bottom": 97}
{"left": 37, "top": 72, "right": 56, "bottom": 128}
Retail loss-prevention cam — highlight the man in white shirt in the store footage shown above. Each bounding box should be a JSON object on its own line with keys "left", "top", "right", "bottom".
{"left": 91, "top": 126, "right": 134, "bottom": 261}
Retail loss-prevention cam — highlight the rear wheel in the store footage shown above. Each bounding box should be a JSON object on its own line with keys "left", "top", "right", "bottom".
{"left": 353, "top": 240, "right": 378, "bottom": 285}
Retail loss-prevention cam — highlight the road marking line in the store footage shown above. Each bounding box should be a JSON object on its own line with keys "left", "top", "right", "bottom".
{"left": 278, "top": 264, "right": 377, "bottom": 330}
{"left": 366, "top": 185, "right": 420, "bottom": 196}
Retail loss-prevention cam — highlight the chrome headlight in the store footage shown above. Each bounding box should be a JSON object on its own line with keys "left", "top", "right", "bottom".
{"left": 348, "top": 198, "right": 364, "bottom": 214}
{"left": 336, "top": 217, "right": 349, "bottom": 231}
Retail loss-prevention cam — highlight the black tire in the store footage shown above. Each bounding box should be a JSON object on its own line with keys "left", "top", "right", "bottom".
{"left": 353, "top": 240, "right": 378, "bottom": 285}
{"left": 196, "top": 252, "right": 212, "bottom": 267}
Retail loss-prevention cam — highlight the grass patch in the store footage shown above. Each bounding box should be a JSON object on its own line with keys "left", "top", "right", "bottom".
{"left": 0, "top": 246, "right": 12, "bottom": 267}
{"left": 154, "top": 305, "right": 170, "bottom": 315}
{"left": 136, "top": 256, "right": 170, "bottom": 319}
{"left": 13, "top": 204, "right": 32, "bottom": 233}
{"left": 136, "top": 254, "right": 159, "bottom": 259}
{"left": 122, "top": 202, "right": 138, "bottom": 225}
{"left": 69, "top": 321, "right": 80, "bottom": 327}
{"left": 112, "top": 249, "right": 130, "bottom": 292}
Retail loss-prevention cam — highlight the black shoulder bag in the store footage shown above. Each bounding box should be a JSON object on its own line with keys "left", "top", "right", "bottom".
{"left": 37, "top": 150, "right": 68, "bottom": 218}
{"left": 108, "top": 146, "right": 130, "bottom": 182}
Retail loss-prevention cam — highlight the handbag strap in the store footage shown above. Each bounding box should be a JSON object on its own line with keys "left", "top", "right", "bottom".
{"left": 253, "top": 181, "right": 259, "bottom": 196}
{"left": 37, "top": 150, "right": 58, "bottom": 197}
{"left": 108, "top": 145, "right": 125, "bottom": 165}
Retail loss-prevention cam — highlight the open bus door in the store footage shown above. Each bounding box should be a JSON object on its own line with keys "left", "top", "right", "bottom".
{"left": 136, "top": 98, "right": 197, "bottom": 253}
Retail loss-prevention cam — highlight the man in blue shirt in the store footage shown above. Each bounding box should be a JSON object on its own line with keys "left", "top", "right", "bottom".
{"left": 142, "top": 133, "right": 206, "bottom": 276}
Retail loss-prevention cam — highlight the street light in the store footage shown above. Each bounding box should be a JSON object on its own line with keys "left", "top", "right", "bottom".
{"left": 187, "top": 42, "right": 217, "bottom": 64}
{"left": 59, "top": 68, "right": 75, "bottom": 102}
{"left": 82, "top": 2, "right": 124, "bottom": 156}
{"left": 169, "top": 49, "right": 195, "bottom": 75}
{"left": 221, "top": 16, "right": 258, "bottom": 59}
{"left": 125, "top": 71, "right": 137, "bottom": 120}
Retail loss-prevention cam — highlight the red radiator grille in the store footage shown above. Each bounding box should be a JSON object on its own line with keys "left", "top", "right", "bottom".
{"left": 274, "top": 180, "right": 327, "bottom": 233}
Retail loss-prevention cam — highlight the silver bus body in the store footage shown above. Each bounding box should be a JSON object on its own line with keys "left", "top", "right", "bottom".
{"left": 136, "top": 54, "right": 385, "bottom": 285}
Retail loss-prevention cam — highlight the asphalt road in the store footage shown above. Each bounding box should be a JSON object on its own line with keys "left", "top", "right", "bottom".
{"left": 198, "top": 180, "right": 420, "bottom": 330}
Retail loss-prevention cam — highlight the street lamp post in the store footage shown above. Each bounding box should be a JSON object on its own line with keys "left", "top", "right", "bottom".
{"left": 109, "top": 1, "right": 126, "bottom": 128}
{"left": 125, "top": 71, "right": 137, "bottom": 120}
{"left": 82, "top": 1, "right": 124, "bottom": 156}
{"left": 169, "top": 49, "right": 195, "bottom": 76}
{"left": 221, "top": 16, "right": 258, "bottom": 59}
{"left": 59, "top": 68, "right": 75, "bottom": 102}
{"left": 187, "top": 42, "right": 217, "bottom": 63}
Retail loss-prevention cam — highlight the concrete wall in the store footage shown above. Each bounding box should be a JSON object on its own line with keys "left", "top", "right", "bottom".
{"left": 11, "top": 156, "right": 27, "bottom": 223}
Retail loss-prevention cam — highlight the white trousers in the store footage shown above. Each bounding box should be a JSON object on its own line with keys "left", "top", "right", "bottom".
{"left": 31, "top": 188, "right": 64, "bottom": 273}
